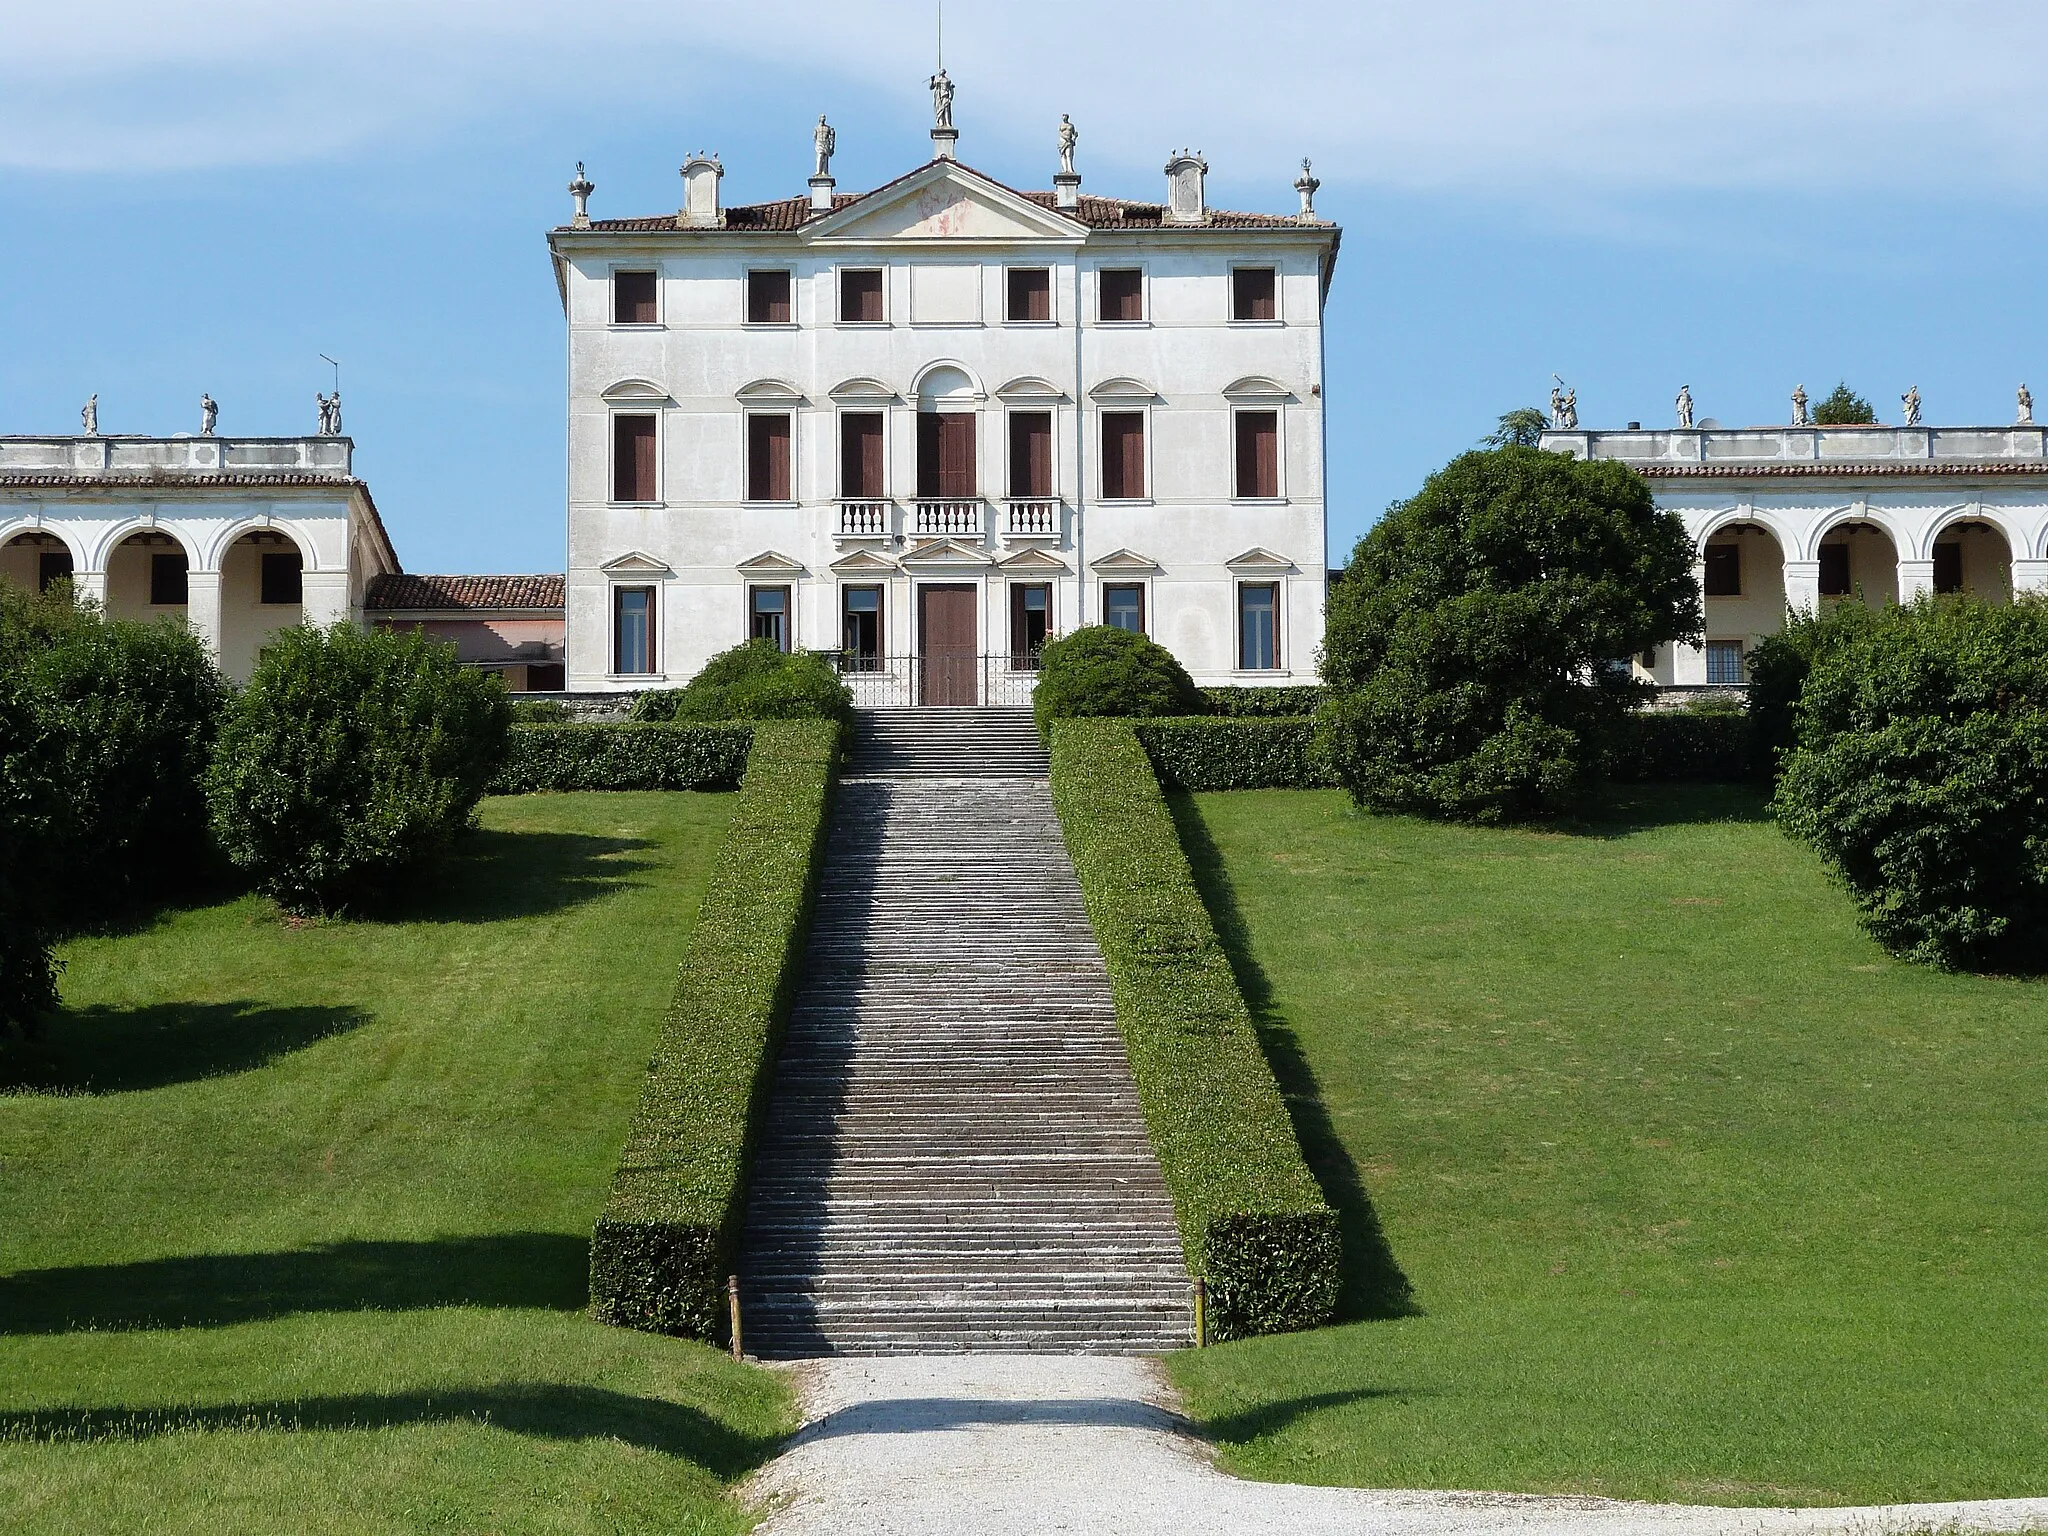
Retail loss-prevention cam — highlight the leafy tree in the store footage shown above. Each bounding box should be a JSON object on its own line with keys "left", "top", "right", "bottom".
{"left": 207, "top": 625, "right": 511, "bottom": 915}
{"left": 1743, "top": 601, "right": 1882, "bottom": 781}
{"left": 1812, "top": 382, "right": 1877, "bottom": 425}
{"left": 1774, "top": 595, "right": 2048, "bottom": 971}
{"left": 1032, "top": 625, "right": 1202, "bottom": 737}
{"left": 1484, "top": 407, "right": 1551, "bottom": 449}
{"left": 0, "top": 668, "right": 60, "bottom": 1038}
{"left": 1319, "top": 446, "right": 1702, "bottom": 822}
{"left": 631, "top": 641, "right": 852, "bottom": 724}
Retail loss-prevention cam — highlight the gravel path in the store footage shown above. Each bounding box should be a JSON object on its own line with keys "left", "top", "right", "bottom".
{"left": 746, "top": 1356, "right": 2048, "bottom": 1536}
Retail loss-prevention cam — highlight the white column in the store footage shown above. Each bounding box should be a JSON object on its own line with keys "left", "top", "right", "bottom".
{"left": 1898, "top": 559, "right": 1935, "bottom": 602}
{"left": 300, "top": 570, "right": 351, "bottom": 629}
{"left": 2013, "top": 558, "right": 2048, "bottom": 595}
{"left": 73, "top": 569, "right": 107, "bottom": 608}
{"left": 185, "top": 570, "right": 224, "bottom": 661}
{"left": 1783, "top": 558, "right": 1822, "bottom": 618}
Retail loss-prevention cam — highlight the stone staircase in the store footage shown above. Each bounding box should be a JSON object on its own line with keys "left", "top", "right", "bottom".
{"left": 736, "top": 707, "right": 1191, "bottom": 1355}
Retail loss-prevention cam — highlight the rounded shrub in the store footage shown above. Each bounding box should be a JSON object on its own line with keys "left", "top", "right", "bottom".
{"left": 0, "top": 669, "right": 60, "bottom": 1038}
{"left": 206, "top": 625, "right": 511, "bottom": 915}
{"left": 1774, "top": 594, "right": 2048, "bottom": 972}
{"left": 631, "top": 642, "right": 851, "bottom": 725}
{"left": 1031, "top": 625, "right": 1202, "bottom": 737}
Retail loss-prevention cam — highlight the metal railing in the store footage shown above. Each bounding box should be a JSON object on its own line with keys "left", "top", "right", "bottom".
{"left": 836, "top": 649, "right": 1044, "bottom": 707}
{"left": 835, "top": 499, "right": 891, "bottom": 538}
{"left": 1003, "top": 498, "right": 1060, "bottom": 537}
{"left": 912, "top": 498, "right": 986, "bottom": 538}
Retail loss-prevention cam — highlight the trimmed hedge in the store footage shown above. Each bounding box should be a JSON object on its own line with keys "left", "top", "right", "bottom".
{"left": 493, "top": 722, "right": 753, "bottom": 794}
{"left": 1605, "top": 708, "right": 1752, "bottom": 784}
{"left": 1200, "top": 685, "right": 1328, "bottom": 717}
{"left": 1135, "top": 717, "right": 1337, "bottom": 791}
{"left": 588, "top": 719, "right": 839, "bottom": 1338}
{"left": 1049, "top": 717, "right": 1339, "bottom": 1340}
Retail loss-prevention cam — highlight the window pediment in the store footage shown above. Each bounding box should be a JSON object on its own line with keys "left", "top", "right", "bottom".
{"left": 830, "top": 550, "right": 901, "bottom": 574}
{"left": 600, "top": 549, "right": 672, "bottom": 576}
{"left": 736, "top": 378, "right": 806, "bottom": 404}
{"left": 1222, "top": 375, "right": 1293, "bottom": 403}
{"left": 736, "top": 549, "right": 807, "bottom": 576}
{"left": 998, "top": 548, "right": 1068, "bottom": 572}
{"left": 1225, "top": 546, "right": 1296, "bottom": 573}
{"left": 996, "top": 376, "right": 1067, "bottom": 402}
{"left": 1090, "top": 547, "right": 1160, "bottom": 574}
{"left": 1089, "top": 377, "right": 1158, "bottom": 402}
{"left": 900, "top": 538, "right": 993, "bottom": 568}
{"left": 602, "top": 378, "right": 671, "bottom": 403}
{"left": 829, "top": 377, "right": 899, "bottom": 403}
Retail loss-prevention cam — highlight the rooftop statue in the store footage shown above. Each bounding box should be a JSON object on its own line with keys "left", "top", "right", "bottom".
{"left": 1675, "top": 384, "right": 1695, "bottom": 430}
{"left": 2020, "top": 383, "right": 2034, "bottom": 425}
{"left": 81, "top": 394, "right": 98, "bottom": 436}
{"left": 928, "top": 68, "right": 954, "bottom": 130}
{"left": 1561, "top": 387, "right": 1578, "bottom": 430}
{"left": 1550, "top": 385, "right": 1566, "bottom": 430}
{"left": 1791, "top": 384, "right": 1809, "bottom": 426}
{"left": 200, "top": 393, "right": 218, "bottom": 437}
{"left": 1901, "top": 385, "right": 1922, "bottom": 427}
{"left": 1057, "top": 113, "right": 1078, "bottom": 176}
{"left": 814, "top": 115, "right": 835, "bottom": 179}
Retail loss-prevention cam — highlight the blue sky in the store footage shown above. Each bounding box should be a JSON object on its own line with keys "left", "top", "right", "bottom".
{"left": 5, "top": 1, "right": 2048, "bottom": 574}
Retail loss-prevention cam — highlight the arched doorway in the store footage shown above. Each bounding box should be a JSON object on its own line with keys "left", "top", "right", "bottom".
{"left": 1700, "top": 522, "right": 1786, "bottom": 685}
{"left": 915, "top": 365, "right": 981, "bottom": 539}
{"left": 1816, "top": 520, "right": 1899, "bottom": 609}
{"left": 1, "top": 531, "right": 74, "bottom": 594}
{"left": 219, "top": 528, "right": 306, "bottom": 680}
{"left": 1931, "top": 519, "right": 2013, "bottom": 602}
{"left": 104, "top": 530, "right": 192, "bottom": 622}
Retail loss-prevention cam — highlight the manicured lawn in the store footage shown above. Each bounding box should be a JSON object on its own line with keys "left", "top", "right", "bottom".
{"left": 1167, "top": 786, "right": 2048, "bottom": 1507}
{"left": 0, "top": 793, "right": 794, "bottom": 1534}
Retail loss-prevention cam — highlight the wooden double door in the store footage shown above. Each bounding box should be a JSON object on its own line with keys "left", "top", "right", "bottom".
{"left": 918, "top": 585, "right": 977, "bottom": 706}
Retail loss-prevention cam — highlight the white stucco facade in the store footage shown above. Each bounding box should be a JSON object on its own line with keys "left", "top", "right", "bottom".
{"left": 0, "top": 435, "right": 399, "bottom": 680}
{"left": 1541, "top": 424, "right": 2048, "bottom": 685}
{"left": 550, "top": 148, "right": 1338, "bottom": 699}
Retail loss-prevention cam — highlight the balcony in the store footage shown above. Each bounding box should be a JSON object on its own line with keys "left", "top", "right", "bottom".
{"left": 912, "top": 498, "right": 986, "bottom": 539}
{"left": 834, "top": 499, "right": 893, "bottom": 542}
{"left": 1002, "top": 498, "right": 1061, "bottom": 543}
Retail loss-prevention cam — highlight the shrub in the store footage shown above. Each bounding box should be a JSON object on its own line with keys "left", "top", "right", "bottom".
{"left": 1746, "top": 602, "right": 1882, "bottom": 781}
{"left": 1605, "top": 705, "right": 1752, "bottom": 783}
{"left": 632, "top": 642, "right": 851, "bottom": 725}
{"left": 1201, "top": 685, "right": 1328, "bottom": 717}
{"left": 1774, "top": 595, "right": 2048, "bottom": 971}
{"left": 1032, "top": 625, "right": 1203, "bottom": 738}
{"left": 1320, "top": 446, "right": 1702, "bottom": 823}
{"left": 1135, "top": 717, "right": 1336, "bottom": 790}
{"left": 1812, "top": 382, "right": 1877, "bottom": 426}
{"left": 1049, "top": 717, "right": 1338, "bottom": 1339}
{"left": 206, "top": 625, "right": 511, "bottom": 915}
{"left": 509, "top": 698, "right": 571, "bottom": 724}
{"left": 0, "top": 671, "right": 60, "bottom": 1039}
{"left": 589, "top": 719, "right": 839, "bottom": 1338}
{"left": 493, "top": 723, "right": 752, "bottom": 793}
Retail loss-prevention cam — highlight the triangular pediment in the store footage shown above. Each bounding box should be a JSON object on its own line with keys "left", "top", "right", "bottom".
{"left": 600, "top": 549, "right": 672, "bottom": 576}
{"left": 804, "top": 161, "right": 1086, "bottom": 245}
{"left": 1089, "top": 547, "right": 1160, "bottom": 575}
{"left": 997, "top": 548, "right": 1069, "bottom": 572}
{"left": 735, "top": 549, "right": 807, "bottom": 576}
{"left": 900, "top": 537, "right": 993, "bottom": 568}
{"left": 1225, "top": 546, "right": 1296, "bottom": 572}
{"left": 829, "top": 550, "right": 901, "bottom": 574}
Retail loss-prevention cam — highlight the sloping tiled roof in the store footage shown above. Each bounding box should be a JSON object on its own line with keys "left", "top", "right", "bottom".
{"left": 365, "top": 573, "right": 564, "bottom": 612}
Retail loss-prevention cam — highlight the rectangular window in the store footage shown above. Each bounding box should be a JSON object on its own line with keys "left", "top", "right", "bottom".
{"left": 1008, "top": 411, "right": 1053, "bottom": 498}
{"left": 1010, "top": 583, "right": 1051, "bottom": 666}
{"left": 750, "top": 584, "right": 792, "bottom": 652}
{"left": 150, "top": 550, "right": 189, "bottom": 606}
{"left": 1100, "top": 411, "right": 1145, "bottom": 499}
{"left": 613, "top": 413, "right": 657, "bottom": 502}
{"left": 1231, "top": 266, "right": 1277, "bottom": 321}
{"left": 842, "top": 585, "right": 882, "bottom": 666}
{"left": 614, "top": 586, "right": 655, "bottom": 675}
{"left": 38, "top": 550, "right": 73, "bottom": 592}
{"left": 1103, "top": 582, "right": 1145, "bottom": 634}
{"left": 613, "top": 269, "right": 658, "bottom": 324}
{"left": 1705, "top": 640, "right": 1745, "bottom": 684}
{"left": 260, "top": 551, "right": 303, "bottom": 606}
{"left": 1098, "top": 267, "right": 1143, "bottom": 323}
{"left": 916, "top": 413, "right": 977, "bottom": 498}
{"left": 840, "top": 268, "right": 884, "bottom": 324}
{"left": 1006, "top": 267, "right": 1051, "bottom": 322}
{"left": 747, "top": 413, "right": 793, "bottom": 501}
{"left": 1234, "top": 410, "right": 1279, "bottom": 498}
{"left": 1703, "top": 543, "right": 1742, "bottom": 597}
{"left": 840, "top": 412, "right": 885, "bottom": 498}
{"left": 747, "top": 269, "right": 792, "bottom": 324}
{"left": 1818, "top": 542, "right": 1851, "bottom": 597}
{"left": 1933, "top": 541, "right": 1963, "bottom": 594}
{"left": 1238, "top": 582, "right": 1279, "bottom": 670}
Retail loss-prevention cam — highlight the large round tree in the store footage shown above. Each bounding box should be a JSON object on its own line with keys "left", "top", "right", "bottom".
{"left": 1319, "top": 446, "right": 1701, "bottom": 822}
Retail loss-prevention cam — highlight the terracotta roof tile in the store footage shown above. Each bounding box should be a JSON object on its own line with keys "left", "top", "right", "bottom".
{"left": 366, "top": 573, "right": 564, "bottom": 612}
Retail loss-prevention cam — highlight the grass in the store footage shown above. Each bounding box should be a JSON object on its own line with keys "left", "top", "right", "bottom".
{"left": 0, "top": 793, "right": 795, "bottom": 1534}
{"left": 1166, "top": 785, "right": 2048, "bottom": 1508}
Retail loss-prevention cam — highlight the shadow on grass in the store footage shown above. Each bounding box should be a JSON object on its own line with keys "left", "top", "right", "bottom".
{"left": 1559, "top": 782, "right": 1773, "bottom": 840}
{"left": 0, "top": 1383, "right": 774, "bottom": 1476}
{"left": 1197, "top": 1385, "right": 1415, "bottom": 1446}
{"left": 0, "top": 1000, "right": 365, "bottom": 1095}
{"left": 0, "top": 1233, "right": 590, "bottom": 1335}
{"left": 368, "top": 828, "right": 657, "bottom": 925}
{"left": 1166, "top": 792, "right": 1418, "bottom": 1324}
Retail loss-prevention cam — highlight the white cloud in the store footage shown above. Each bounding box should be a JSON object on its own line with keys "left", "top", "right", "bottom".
{"left": 4, "top": 0, "right": 2047, "bottom": 201}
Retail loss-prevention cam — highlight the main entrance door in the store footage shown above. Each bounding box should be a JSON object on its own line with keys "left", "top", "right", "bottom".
{"left": 918, "top": 584, "right": 977, "bottom": 706}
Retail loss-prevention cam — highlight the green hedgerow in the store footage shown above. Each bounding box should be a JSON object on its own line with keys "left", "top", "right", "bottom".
{"left": 206, "top": 625, "right": 511, "bottom": 915}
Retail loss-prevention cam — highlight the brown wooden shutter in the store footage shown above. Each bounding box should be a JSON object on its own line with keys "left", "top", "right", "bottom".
{"left": 1236, "top": 410, "right": 1278, "bottom": 497}
{"left": 1009, "top": 411, "right": 1052, "bottom": 497}
{"left": 614, "top": 270, "right": 658, "bottom": 324}
{"left": 916, "top": 413, "right": 941, "bottom": 497}
{"left": 841, "top": 269, "right": 884, "bottom": 323}
{"left": 1008, "top": 268, "right": 1050, "bottom": 322}
{"left": 749, "top": 414, "right": 791, "bottom": 500}
{"left": 1099, "top": 269, "right": 1142, "bottom": 322}
{"left": 1102, "top": 412, "right": 1144, "bottom": 498}
{"left": 841, "top": 412, "right": 884, "bottom": 497}
{"left": 614, "top": 414, "right": 657, "bottom": 501}
{"left": 749, "top": 270, "right": 792, "bottom": 323}
{"left": 939, "top": 414, "right": 976, "bottom": 497}
{"left": 1232, "top": 267, "right": 1276, "bottom": 321}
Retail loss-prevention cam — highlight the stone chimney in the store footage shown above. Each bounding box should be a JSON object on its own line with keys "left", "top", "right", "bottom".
{"left": 1164, "top": 150, "right": 1208, "bottom": 224}
{"left": 567, "top": 162, "right": 594, "bottom": 229}
{"left": 679, "top": 153, "right": 724, "bottom": 229}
